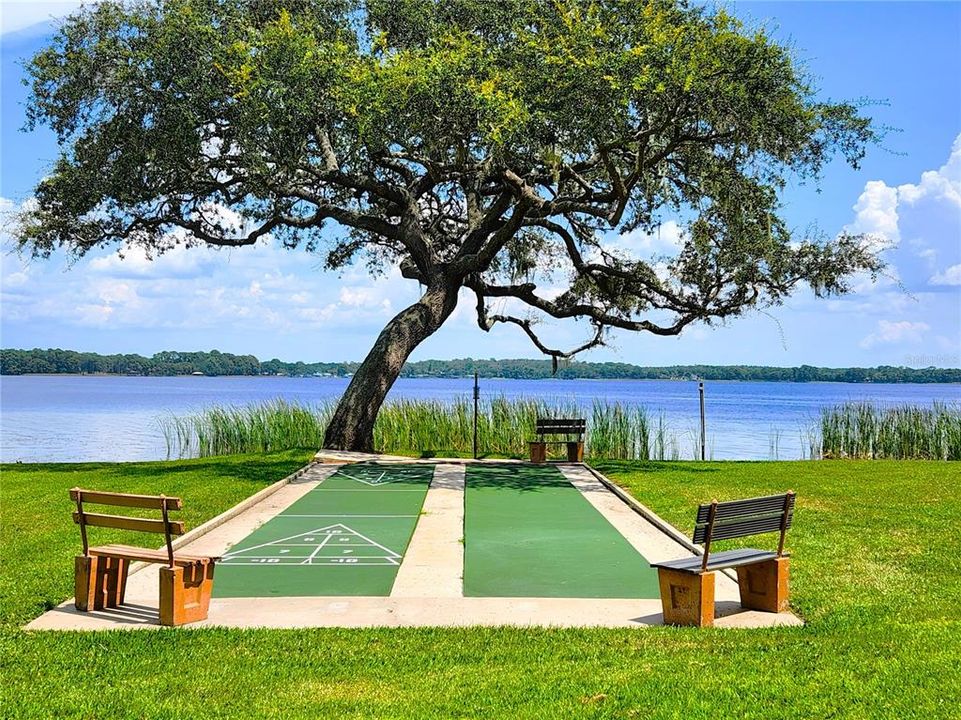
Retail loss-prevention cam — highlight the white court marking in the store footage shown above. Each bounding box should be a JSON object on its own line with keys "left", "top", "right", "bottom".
{"left": 221, "top": 524, "right": 403, "bottom": 567}
{"left": 337, "top": 470, "right": 392, "bottom": 485}
{"left": 311, "top": 489, "right": 425, "bottom": 492}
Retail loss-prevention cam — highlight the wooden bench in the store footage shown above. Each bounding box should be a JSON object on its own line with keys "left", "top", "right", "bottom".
{"left": 529, "top": 418, "right": 586, "bottom": 463}
{"left": 71, "top": 488, "right": 218, "bottom": 626}
{"left": 651, "top": 491, "right": 795, "bottom": 627}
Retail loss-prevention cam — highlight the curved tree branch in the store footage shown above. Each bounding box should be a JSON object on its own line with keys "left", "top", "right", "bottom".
{"left": 464, "top": 275, "right": 700, "bottom": 337}
{"left": 472, "top": 289, "right": 607, "bottom": 365}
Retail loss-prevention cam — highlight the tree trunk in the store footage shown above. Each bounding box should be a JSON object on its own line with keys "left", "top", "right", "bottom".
{"left": 322, "top": 280, "right": 460, "bottom": 452}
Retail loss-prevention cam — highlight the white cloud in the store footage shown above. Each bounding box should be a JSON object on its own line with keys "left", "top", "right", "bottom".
{"left": 339, "top": 286, "right": 382, "bottom": 308}
{"left": 845, "top": 180, "right": 900, "bottom": 247}
{"left": 73, "top": 303, "right": 114, "bottom": 326}
{"left": 0, "top": 1, "right": 85, "bottom": 36}
{"left": 1, "top": 196, "right": 422, "bottom": 337}
{"left": 297, "top": 305, "right": 338, "bottom": 324}
{"left": 847, "top": 267, "right": 900, "bottom": 296}
{"left": 651, "top": 260, "right": 672, "bottom": 283}
{"left": 823, "top": 289, "right": 914, "bottom": 316}
{"left": 837, "top": 132, "right": 961, "bottom": 303}
{"left": 88, "top": 242, "right": 219, "bottom": 279}
{"left": 95, "top": 280, "right": 140, "bottom": 307}
{"left": 930, "top": 263, "right": 961, "bottom": 286}
{"left": 898, "top": 134, "right": 961, "bottom": 208}
{"left": 613, "top": 220, "right": 685, "bottom": 256}
{"left": 3, "top": 270, "right": 28, "bottom": 288}
{"left": 859, "top": 320, "right": 930, "bottom": 349}
{"left": 834, "top": 180, "right": 901, "bottom": 301}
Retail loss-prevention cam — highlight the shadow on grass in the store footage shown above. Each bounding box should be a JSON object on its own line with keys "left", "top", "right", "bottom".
{"left": 590, "top": 460, "right": 722, "bottom": 476}
{"left": 0, "top": 450, "right": 315, "bottom": 488}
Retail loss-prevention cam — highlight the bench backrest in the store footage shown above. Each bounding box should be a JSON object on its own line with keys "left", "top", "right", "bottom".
{"left": 70, "top": 488, "right": 185, "bottom": 567}
{"left": 536, "top": 418, "right": 586, "bottom": 438}
{"left": 693, "top": 492, "right": 795, "bottom": 571}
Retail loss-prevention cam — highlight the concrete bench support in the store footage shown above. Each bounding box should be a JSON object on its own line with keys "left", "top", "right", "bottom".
{"left": 737, "top": 557, "right": 790, "bottom": 613}
{"left": 528, "top": 440, "right": 584, "bottom": 463}
{"left": 75, "top": 555, "right": 129, "bottom": 611}
{"left": 159, "top": 562, "right": 215, "bottom": 626}
{"left": 656, "top": 567, "right": 716, "bottom": 627}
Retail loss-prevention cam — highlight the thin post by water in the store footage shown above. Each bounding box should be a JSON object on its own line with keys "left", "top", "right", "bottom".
{"left": 473, "top": 371, "right": 479, "bottom": 459}
{"left": 699, "top": 381, "right": 706, "bottom": 461}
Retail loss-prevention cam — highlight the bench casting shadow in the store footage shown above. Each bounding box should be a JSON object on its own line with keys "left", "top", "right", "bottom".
{"left": 50, "top": 602, "right": 160, "bottom": 626}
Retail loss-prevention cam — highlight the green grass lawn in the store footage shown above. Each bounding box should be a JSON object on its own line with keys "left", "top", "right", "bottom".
{"left": 2, "top": 455, "right": 959, "bottom": 719}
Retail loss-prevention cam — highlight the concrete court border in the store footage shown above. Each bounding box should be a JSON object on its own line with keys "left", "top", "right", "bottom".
{"left": 26, "top": 453, "right": 802, "bottom": 631}
{"left": 390, "top": 464, "right": 465, "bottom": 597}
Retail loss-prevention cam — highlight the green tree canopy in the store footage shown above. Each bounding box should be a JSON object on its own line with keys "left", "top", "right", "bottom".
{"left": 15, "top": 0, "right": 884, "bottom": 450}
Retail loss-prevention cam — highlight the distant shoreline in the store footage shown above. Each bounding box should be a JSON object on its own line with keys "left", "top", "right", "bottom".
{"left": 3, "top": 374, "right": 960, "bottom": 385}
{"left": 3, "top": 348, "right": 960, "bottom": 383}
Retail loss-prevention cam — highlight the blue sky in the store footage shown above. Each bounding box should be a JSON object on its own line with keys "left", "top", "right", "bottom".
{"left": 1, "top": 1, "right": 959, "bottom": 367}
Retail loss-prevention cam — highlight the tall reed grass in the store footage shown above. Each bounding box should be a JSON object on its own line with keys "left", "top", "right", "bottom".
{"left": 161, "top": 397, "right": 683, "bottom": 460}
{"left": 161, "top": 399, "right": 326, "bottom": 459}
{"left": 817, "top": 401, "right": 961, "bottom": 460}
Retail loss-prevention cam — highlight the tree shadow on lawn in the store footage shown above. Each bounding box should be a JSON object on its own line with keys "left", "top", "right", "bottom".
{"left": 0, "top": 451, "right": 314, "bottom": 489}
{"left": 590, "top": 460, "right": 722, "bottom": 477}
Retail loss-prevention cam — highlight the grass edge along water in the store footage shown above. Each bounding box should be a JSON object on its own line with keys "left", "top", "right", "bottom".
{"left": 161, "top": 397, "right": 961, "bottom": 461}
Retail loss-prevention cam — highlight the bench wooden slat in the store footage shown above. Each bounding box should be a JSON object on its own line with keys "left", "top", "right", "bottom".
{"left": 73, "top": 512, "right": 186, "bottom": 536}
{"left": 693, "top": 514, "right": 791, "bottom": 544}
{"left": 89, "top": 544, "right": 214, "bottom": 566}
{"left": 91, "top": 543, "right": 211, "bottom": 561}
{"left": 695, "top": 494, "right": 794, "bottom": 523}
{"left": 536, "top": 419, "right": 585, "bottom": 432}
{"left": 651, "top": 548, "right": 778, "bottom": 573}
{"left": 71, "top": 488, "right": 183, "bottom": 510}
{"left": 535, "top": 419, "right": 586, "bottom": 448}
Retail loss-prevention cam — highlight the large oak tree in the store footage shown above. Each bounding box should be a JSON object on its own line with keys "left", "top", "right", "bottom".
{"left": 16, "top": 0, "right": 883, "bottom": 451}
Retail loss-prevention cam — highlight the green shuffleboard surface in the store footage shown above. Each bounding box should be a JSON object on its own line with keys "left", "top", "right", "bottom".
{"left": 213, "top": 463, "right": 432, "bottom": 598}
{"left": 464, "top": 464, "right": 660, "bottom": 598}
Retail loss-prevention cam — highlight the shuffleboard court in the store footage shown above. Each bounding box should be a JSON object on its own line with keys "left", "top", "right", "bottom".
{"left": 464, "top": 464, "right": 661, "bottom": 598}
{"left": 214, "top": 463, "right": 433, "bottom": 597}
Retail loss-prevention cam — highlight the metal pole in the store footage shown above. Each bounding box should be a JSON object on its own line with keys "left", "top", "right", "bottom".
{"left": 473, "top": 371, "right": 479, "bottom": 459}
{"left": 698, "top": 381, "right": 706, "bottom": 461}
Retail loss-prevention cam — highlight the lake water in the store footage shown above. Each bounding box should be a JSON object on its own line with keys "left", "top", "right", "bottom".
{"left": 1, "top": 375, "right": 958, "bottom": 463}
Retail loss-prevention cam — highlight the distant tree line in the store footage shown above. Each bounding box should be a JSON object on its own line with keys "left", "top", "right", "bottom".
{"left": 0, "top": 349, "right": 263, "bottom": 377}
{"left": 406, "top": 359, "right": 961, "bottom": 384}
{"left": 1, "top": 348, "right": 958, "bottom": 383}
